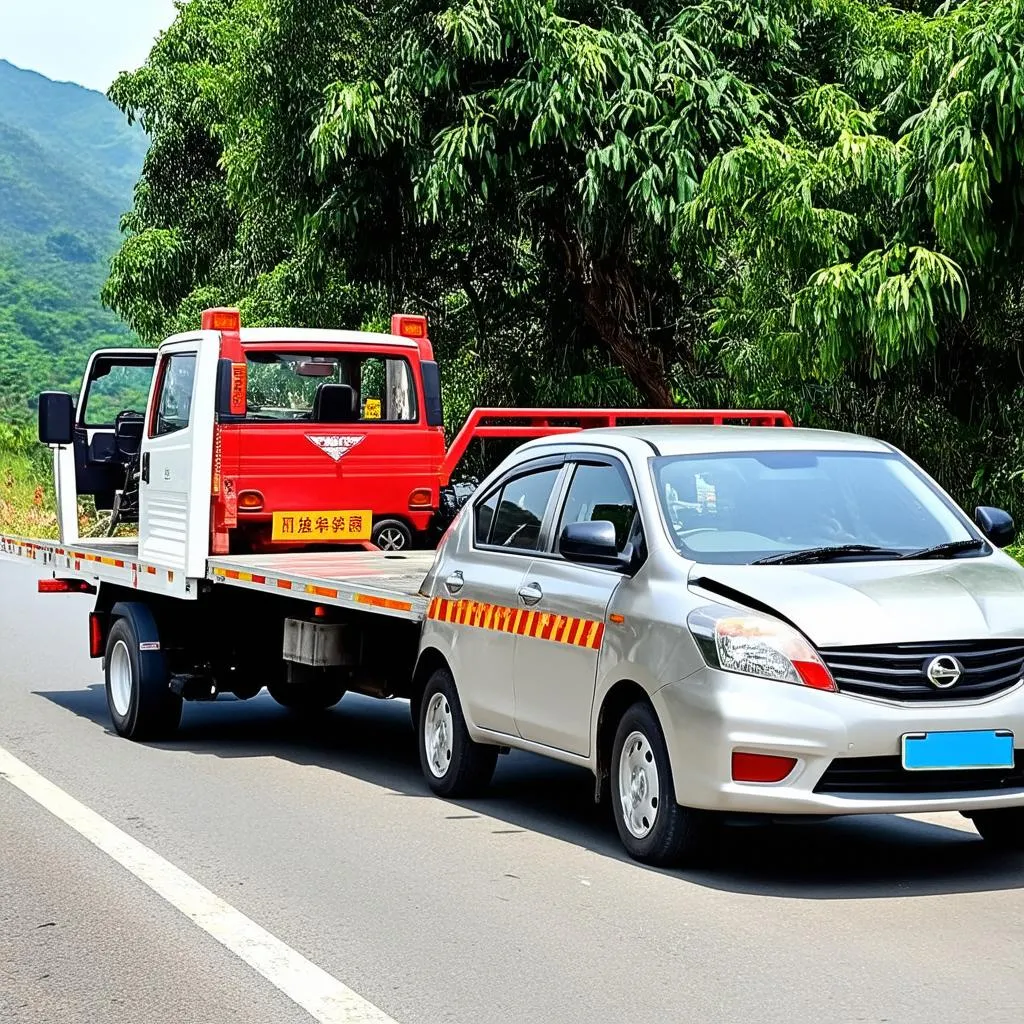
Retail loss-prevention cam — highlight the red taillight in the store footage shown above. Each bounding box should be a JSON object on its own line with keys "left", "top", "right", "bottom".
{"left": 408, "top": 488, "right": 433, "bottom": 508}
{"left": 38, "top": 578, "right": 96, "bottom": 594}
{"left": 89, "top": 612, "right": 105, "bottom": 658}
{"left": 238, "top": 490, "right": 264, "bottom": 511}
{"left": 731, "top": 752, "right": 798, "bottom": 783}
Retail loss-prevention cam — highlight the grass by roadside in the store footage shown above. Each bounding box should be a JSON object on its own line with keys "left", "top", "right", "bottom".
{"left": 0, "top": 423, "right": 58, "bottom": 537}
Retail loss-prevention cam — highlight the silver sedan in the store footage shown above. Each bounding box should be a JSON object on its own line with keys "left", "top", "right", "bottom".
{"left": 413, "top": 425, "right": 1024, "bottom": 865}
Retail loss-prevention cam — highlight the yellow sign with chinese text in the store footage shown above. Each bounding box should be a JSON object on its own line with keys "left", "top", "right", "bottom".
{"left": 272, "top": 510, "right": 373, "bottom": 542}
{"left": 363, "top": 398, "right": 382, "bottom": 420}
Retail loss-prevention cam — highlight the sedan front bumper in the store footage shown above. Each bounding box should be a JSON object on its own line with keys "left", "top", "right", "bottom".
{"left": 653, "top": 669, "right": 1024, "bottom": 815}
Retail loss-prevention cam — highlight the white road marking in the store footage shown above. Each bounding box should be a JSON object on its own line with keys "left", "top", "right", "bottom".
{"left": 0, "top": 744, "right": 398, "bottom": 1024}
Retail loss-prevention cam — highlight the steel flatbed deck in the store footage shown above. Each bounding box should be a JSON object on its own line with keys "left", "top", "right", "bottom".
{"left": 0, "top": 534, "right": 433, "bottom": 622}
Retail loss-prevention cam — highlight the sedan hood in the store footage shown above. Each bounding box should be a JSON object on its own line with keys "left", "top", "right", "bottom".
{"left": 688, "top": 556, "right": 1024, "bottom": 647}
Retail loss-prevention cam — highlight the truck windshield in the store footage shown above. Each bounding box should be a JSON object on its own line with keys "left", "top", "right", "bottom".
{"left": 244, "top": 351, "right": 417, "bottom": 423}
{"left": 653, "top": 449, "right": 979, "bottom": 565}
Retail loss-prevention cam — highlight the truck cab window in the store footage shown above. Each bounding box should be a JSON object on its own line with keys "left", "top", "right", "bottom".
{"left": 245, "top": 352, "right": 417, "bottom": 423}
{"left": 153, "top": 354, "right": 197, "bottom": 437}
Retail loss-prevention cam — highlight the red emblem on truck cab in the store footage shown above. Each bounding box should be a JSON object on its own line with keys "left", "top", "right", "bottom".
{"left": 305, "top": 434, "right": 366, "bottom": 462}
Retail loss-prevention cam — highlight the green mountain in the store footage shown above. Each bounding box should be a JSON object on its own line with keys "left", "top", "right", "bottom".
{"left": 0, "top": 60, "right": 148, "bottom": 422}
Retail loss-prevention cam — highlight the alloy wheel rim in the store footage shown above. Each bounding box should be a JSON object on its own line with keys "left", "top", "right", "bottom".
{"left": 377, "top": 527, "right": 407, "bottom": 551}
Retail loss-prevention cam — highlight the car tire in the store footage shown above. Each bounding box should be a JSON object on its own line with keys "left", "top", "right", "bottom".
{"left": 970, "top": 807, "right": 1024, "bottom": 850}
{"left": 372, "top": 518, "right": 413, "bottom": 552}
{"left": 610, "top": 701, "right": 714, "bottom": 867}
{"left": 418, "top": 667, "right": 497, "bottom": 797}
{"left": 104, "top": 617, "right": 182, "bottom": 741}
{"left": 267, "top": 682, "right": 345, "bottom": 712}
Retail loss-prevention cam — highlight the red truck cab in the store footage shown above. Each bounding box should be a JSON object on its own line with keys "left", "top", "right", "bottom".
{"left": 210, "top": 312, "right": 446, "bottom": 553}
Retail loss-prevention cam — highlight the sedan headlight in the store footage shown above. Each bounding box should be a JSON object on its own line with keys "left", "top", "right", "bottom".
{"left": 687, "top": 606, "right": 836, "bottom": 692}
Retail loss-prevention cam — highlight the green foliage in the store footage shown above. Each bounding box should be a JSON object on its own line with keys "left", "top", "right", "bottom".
{"left": 101, "top": 0, "right": 1024, "bottom": 519}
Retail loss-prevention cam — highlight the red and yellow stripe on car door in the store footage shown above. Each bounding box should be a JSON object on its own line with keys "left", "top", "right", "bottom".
{"left": 426, "top": 597, "right": 605, "bottom": 651}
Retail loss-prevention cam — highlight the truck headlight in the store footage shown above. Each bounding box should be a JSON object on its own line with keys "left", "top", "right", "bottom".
{"left": 687, "top": 607, "right": 836, "bottom": 692}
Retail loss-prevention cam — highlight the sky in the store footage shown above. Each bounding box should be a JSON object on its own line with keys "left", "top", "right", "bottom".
{"left": 0, "top": 0, "right": 179, "bottom": 93}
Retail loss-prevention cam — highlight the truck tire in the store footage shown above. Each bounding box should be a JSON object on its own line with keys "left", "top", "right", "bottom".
{"left": 418, "top": 667, "right": 497, "bottom": 797}
{"left": 371, "top": 519, "right": 412, "bottom": 551}
{"left": 610, "top": 702, "right": 715, "bottom": 867}
{"left": 970, "top": 807, "right": 1024, "bottom": 850}
{"left": 104, "top": 617, "right": 182, "bottom": 740}
{"left": 267, "top": 682, "right": 345, "bottom": 712}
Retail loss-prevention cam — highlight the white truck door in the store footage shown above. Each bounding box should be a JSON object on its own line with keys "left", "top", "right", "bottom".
{"left": 50, "top": 349, "right": 158, "bottom": 543}
{"left": 138, "top": 336, "right": 218, "bottom": 577}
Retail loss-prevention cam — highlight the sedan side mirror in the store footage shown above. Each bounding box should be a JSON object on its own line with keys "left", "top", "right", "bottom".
{"left": 975, "top": 506, "right": 1015, "bottom": 548}
{"left": 559, "top": 521, "right": 633, "bottom": 572}
{"left": 38, "top": 391, "right": 75, "bottom": 446}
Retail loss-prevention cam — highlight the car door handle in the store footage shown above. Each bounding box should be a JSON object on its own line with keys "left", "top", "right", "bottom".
{"left": 518, "top": 582, "right": 543, "bottom": 606}
{"left": 141, "top": 451, "right": 150, "bottom": 484}
{"left": 444, "top": 571, "right": 465, "bottom": 594}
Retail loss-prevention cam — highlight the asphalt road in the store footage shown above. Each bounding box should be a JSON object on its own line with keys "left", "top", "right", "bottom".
{"left": 1, "top": 555, "right": 1023, "bottom": 1024}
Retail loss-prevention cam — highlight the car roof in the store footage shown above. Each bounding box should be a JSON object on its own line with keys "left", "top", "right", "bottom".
{"left": 518, "top": 425, "right": 892, "bottom": 457}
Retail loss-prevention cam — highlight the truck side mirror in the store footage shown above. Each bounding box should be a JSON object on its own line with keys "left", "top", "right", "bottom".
{"left": 421, "top": 360, "right": 444, "bottom": 427}
{"left": 975, "top": 506, "right": 1015, "bottom": 548}
{"left": 38, "top": 391, "right": 75, "bottom": 446}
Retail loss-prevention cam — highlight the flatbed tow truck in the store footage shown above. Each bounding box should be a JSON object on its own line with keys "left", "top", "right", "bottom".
{"left": 0, "top": 308, "right": 790, "bottom": 738}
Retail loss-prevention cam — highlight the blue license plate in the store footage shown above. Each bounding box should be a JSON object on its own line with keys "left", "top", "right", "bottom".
{"left": 902, "top": 730, "right": 1015, "bottom": 771}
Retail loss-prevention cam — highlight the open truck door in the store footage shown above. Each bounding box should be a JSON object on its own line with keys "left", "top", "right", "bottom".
{"left": 38, "top": 349, "right": 158, "bottom": 544}
{"left": 138, "top": 335, "right": 218, "bottom": 578}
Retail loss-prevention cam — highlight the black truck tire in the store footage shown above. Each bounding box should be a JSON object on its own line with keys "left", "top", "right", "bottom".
{"left": 104, "top": 615, "right": 182, "bottom": 740}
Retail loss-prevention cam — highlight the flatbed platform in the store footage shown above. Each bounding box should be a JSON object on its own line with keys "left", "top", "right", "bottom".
{"left": 0, "top": 534, "right": 434, "bottom": 621}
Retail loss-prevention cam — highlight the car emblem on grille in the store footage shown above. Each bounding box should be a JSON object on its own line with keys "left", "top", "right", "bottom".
{"left": 925, "top": 655, "right": 962, "bottom": 689}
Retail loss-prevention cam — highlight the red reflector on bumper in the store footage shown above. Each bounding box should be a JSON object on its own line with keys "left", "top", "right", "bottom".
{"left": 89, "top": 612, "right": 105, "bottom": 658}
{"left": 732, "top": 752, "right": 798, "bottom": 783}
{"left": 38, "top": 578, "right": 96, "bottom": 595}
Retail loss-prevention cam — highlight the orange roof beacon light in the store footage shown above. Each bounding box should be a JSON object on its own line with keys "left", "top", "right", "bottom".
{"left": 202, "top": 308, "right": 242, "bottom": 333}
{"left": 391, "top": 314, "right": 428, "bottom": 339}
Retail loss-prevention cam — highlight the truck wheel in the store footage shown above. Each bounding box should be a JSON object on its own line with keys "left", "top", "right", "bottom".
{"left": 970, "top": 807, "right": 1024, "bottom": 850}
{"left": 267, "top": 682, "right": 345, "bottom": 712}
{"left": 372, "top": 519, "right": 412, "bottom": 551}
{"left": 611, "top": 702, "right": 714, "bottom": 867}
{"left": 418, "top": 667, "right": 497, "bottom": 797}
{"left": 105, "top": 617, "right": 182, "bottom": 740}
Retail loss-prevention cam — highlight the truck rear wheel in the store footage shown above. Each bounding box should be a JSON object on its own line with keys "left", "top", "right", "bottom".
{"left": 105, "top": 617, "right": 182, "bottom": 740}
{"left": 418, "top": 667, "right": 497, "bottom": 797}
{"left": 267, "top": 682, "right": 345, "bottom": 712}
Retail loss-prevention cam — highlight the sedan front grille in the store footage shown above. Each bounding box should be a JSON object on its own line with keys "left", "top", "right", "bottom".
{"left": 819, "top": 640, "right": 1024, "bottom": 702}
{"left": 815, "top": 752, "right": 1024, "bottom": 795}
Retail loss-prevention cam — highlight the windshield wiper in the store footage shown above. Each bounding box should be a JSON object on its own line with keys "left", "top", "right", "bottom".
{"left": 753, "top": 544, "right": 903, "bottom": 566}
{"left": 900, "top": 538, "right": 987, "bottom": 560}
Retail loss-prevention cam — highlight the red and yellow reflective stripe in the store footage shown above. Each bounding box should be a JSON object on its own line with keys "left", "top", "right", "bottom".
{"left": 426, "top": 597, "right": 605, "bottom": 650}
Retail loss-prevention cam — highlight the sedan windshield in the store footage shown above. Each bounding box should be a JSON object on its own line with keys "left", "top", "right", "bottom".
{"left": 653, "top": 449, "right": 982, "bottom": 565}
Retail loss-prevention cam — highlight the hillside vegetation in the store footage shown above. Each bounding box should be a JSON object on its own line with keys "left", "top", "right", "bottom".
{"left": 0, "top": 60, "right": 147, "bottom": 423}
